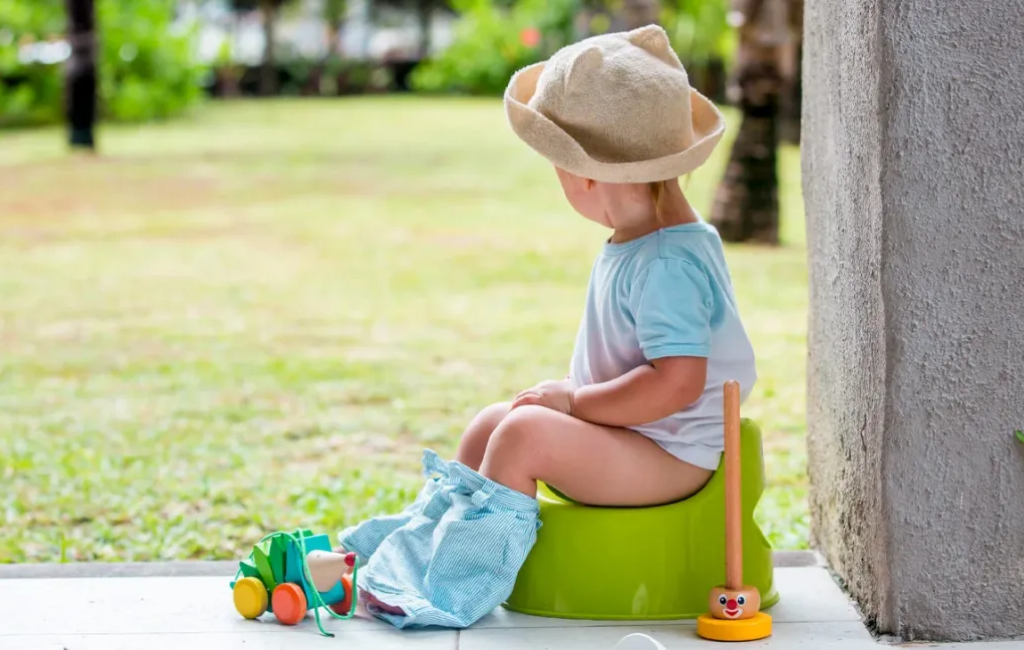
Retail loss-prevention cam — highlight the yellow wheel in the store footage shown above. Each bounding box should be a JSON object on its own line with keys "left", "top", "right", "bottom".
{"left": 233, "top": 577, "right": 269, "bottom": 619}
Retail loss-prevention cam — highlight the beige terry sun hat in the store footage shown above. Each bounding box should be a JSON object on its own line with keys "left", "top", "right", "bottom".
{"left": 504, "top": 25, "right": 725, "bottom": 184}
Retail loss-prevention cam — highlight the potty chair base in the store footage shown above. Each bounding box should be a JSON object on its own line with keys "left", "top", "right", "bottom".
{"left": 504, "top": 419, "right": 777, "bottom": 620}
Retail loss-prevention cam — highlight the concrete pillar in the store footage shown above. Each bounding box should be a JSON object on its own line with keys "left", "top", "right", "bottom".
{"left": 802, "top": 0, "right": 1024, "bottom": 642}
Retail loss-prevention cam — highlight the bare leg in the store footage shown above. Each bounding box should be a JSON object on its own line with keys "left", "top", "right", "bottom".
{"left": 480, "top": 405, "right": 712, "bottom": 506}
{"left": 454, "top": 401, "right": 511, "bottom": 471}
{"left": 344, "top": 404, "right": 709, "bottom": 618}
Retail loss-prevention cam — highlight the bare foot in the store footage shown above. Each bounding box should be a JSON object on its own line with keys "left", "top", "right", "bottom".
{"left": 361, "top": 590, "right": 405, "bottom": 616}
{"left": 334, "top": 547, "right": 404, "bottom": 616}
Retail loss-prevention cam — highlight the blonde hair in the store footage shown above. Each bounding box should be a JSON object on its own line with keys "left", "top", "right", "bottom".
{"left": 649, "top": 181, "right": 668, "bottom": 223}
{"left": 648, "top": 175, "right": 691, "bottom": 223}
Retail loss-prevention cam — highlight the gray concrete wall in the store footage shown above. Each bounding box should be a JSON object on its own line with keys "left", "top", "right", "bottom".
{"left": 803, "top": 0, "right": 1024, "bottom": 642}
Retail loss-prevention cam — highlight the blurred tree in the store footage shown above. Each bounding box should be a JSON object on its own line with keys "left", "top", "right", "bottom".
{"left": 65, "top": 0, "right": 96, "bottom": 149}
{"left": 660, "top": 0, "right": 736, "bottom": 103}
{"left": 323, "top": 0, "right": 347, "bottom": 60}
{"left": 230, "top": 0, "right": 297, "bottom": 95}
{"left": 410, "top": 0, "right": 735, "bottom": 100}
{"left": 618, "top": 0, "right": 660, "bottom": 29}
{"left": 370, "top": 0, "right": 451, "bottom": 58}
{"left": 572, "top": 1, "right": 733, "bottom": 102}
{"left": 709, "top": 0, "right": 799, "bottom": 244}
{"left": 409, "top": 0, "right": 576, "bottom": 95}
{"left": 306, "top": 0, "right": 346, "bottom": 94}
{"left": 779, "top": 0, "right": 802, "bottom": 143}
{"left": 214, "top": 18, "right": 243, "bottom": 97}
{"left": 97, "top": 0, "right": 206, "bottom": 119}
{"left": 0, "top": 0, "right": 203, "bottom": 128}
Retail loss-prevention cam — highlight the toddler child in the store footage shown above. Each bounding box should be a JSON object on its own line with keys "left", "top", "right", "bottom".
{"left": 337, "top": 24, "right": 756, "bottom": 628}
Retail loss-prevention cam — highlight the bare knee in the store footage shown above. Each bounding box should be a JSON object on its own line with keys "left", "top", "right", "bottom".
{"left": 477, "top": 401, "right": 512, "bottom": 431}
{"left": 480, "top": 406, "right": 560, "bottom": 488}
{"left": 455, "top": 401, "right": 512, "bottom": 469}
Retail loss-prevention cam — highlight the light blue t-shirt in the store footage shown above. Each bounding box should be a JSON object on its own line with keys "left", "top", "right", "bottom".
{"left": 569, "top": 221, "right": 757, "bottom": 470}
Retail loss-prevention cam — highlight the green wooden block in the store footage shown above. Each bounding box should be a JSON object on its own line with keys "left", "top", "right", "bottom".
{"left": 252, "top": 543, "right": 277, "bottom": 591}
{"left": 238, "top": 559, "right": 261, "bottom": 580}
{"left": 254, "top": 539, "right": 272, "bottom": 561}
{"left": 269, "top": 536, "right": 287, "bottom": 585}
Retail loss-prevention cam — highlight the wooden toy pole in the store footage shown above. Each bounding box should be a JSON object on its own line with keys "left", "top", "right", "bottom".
{"left": 696, "top": 380, "right": 772, "bottom": 642}
{"left": 724, "top": 380, "right": 742, "bottom": 592}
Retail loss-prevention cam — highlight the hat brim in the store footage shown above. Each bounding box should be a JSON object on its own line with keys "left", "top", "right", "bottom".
{"left": 504, "top": 62, "right": 726, "bottom": 184}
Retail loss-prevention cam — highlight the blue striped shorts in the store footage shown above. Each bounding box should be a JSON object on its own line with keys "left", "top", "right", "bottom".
{"left": 338, "top": 450, "right": 541, "bottom": 629}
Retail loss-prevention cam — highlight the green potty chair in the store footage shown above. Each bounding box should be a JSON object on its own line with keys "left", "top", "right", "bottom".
{"left": 504, "top": 418, "right": 778, "bottom": 620}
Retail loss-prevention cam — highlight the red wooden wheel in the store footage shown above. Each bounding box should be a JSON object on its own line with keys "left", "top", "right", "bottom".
{"left": 328, "top": 574, "right": 354, "bottom": 616}
{"left": 272, "top": 583, "right": 307, "bottom": 625}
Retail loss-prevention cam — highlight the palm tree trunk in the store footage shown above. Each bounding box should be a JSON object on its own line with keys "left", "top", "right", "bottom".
{"left": 710, "top": 0, "right": 786, "bottom": 244}
{"left": 710, "top": 53, "right": 782, "bottom": 243}
{"left": 65, "top": 0, "right": 97, "bottom": 150}
{"left": 780, "top": 0, "right": 803, "bottom": 144}
{"left": 259, "top": 0, "right": 278, "bottom": 96}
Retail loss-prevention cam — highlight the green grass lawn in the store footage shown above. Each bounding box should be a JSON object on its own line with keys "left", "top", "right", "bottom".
{"left": 0, "top": 98, "right": 808, "bottom": 563}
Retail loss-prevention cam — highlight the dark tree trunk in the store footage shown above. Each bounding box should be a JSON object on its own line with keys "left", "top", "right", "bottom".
{"left": 710, "top": 53, "right": 782, "bottom": 244}
{"left": 259, "top": 0, "right": 278, "bottom": 96}
{"left": 710, "top": 0, "right": 787, "bottom": 244}
{"left": 779, "top": 38, "right": 801, "bottom": 144}
{"left": 65, "top": 0, "right": 97, "bottom": 150}
{"left": 780, "top": 0, "right": 803, "bottom": 144}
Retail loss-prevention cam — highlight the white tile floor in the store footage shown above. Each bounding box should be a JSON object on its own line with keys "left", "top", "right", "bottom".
{"left": 0, "top": 567, "right": 1014, "bottom": 649}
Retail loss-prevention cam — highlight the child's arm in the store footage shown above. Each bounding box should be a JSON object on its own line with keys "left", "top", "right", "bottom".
{"left": 516, "top": 259, "right": 716, "bottom": 422}
{"left": 571, "top": 356, "right": 706, "bottom": 427}
{"left": 574, "top": 257, "right": 714, "bottom": 427}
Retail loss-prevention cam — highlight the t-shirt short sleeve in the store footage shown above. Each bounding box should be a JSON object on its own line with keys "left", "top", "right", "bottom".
{"left": 632, "top": 258, "right": 714, "bottom": 360}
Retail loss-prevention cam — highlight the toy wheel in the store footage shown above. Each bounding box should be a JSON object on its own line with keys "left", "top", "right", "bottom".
{"left": 233, "top": 577, "right": 268, "bottom": 620}
{"left": 272, "top": 583, "right": 307, "bottom": 625}
{"left": 329, "top": 573, "right": 354, "bottom": 616}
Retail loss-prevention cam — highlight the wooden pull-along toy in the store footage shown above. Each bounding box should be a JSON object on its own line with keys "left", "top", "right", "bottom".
{"left": 696, "top": 381, "right": 773, "bottom": 642}
{"left": 230, "top": 529, "right": 359, "bottom": 637}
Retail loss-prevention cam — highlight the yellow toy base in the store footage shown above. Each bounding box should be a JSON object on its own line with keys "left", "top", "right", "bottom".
{"left": 696, "top": 612, "right": 773, "bottom": 642}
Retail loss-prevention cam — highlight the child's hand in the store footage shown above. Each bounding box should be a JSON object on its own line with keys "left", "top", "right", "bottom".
{"left": 513, "top": 379, "right": 574, "bottom": 415}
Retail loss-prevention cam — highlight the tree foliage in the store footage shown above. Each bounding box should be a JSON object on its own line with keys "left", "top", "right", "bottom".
{"left": 0, "top": 0, "right": 205, "bottom": 128}
{"left": 410, "top": 0, "right": 735, "bottom": 96}
{"left": 409, "top": 0, "right": 576, "bottom": 95}
{"left": 661, "top": 0, "right": 735, "bottom": 67}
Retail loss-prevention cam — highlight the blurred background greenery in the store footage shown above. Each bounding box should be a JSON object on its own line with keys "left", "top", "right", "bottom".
{"left": 0, "top": 0, "right": 808, "bottom": 562}
{"left": 0, "top": 0, "right": 204, "bottom": 126}
{"left": 0, "top": 0, "right": 756, "bottom": 124}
